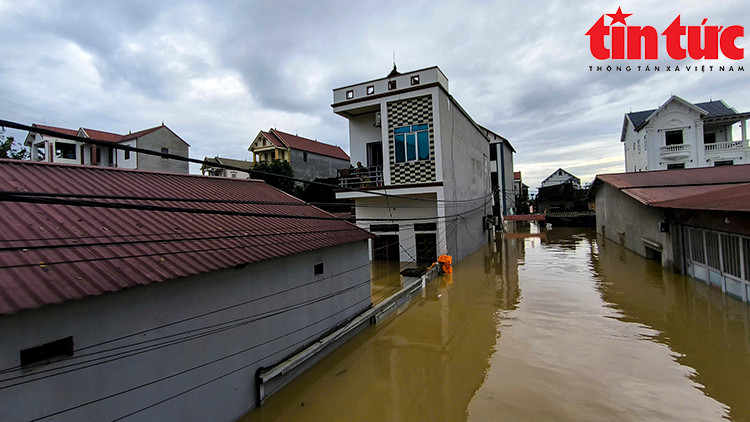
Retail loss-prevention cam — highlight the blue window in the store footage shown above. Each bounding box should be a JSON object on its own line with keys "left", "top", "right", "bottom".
{"left": 394, "top": 124, "right": 429, "bottom": 163}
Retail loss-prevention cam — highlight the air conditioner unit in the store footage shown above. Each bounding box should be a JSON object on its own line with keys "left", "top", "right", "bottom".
{"left": 374, "top": 112, "right": 382, "bottom": 127}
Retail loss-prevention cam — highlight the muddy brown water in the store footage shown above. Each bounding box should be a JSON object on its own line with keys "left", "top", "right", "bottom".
{"left": 242, "top": 226, "right": 750, "bottom": 422}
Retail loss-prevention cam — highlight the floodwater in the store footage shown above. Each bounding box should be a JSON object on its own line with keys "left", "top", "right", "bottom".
{"left": 242, "top": 225, "right": 750, "bottom": 422}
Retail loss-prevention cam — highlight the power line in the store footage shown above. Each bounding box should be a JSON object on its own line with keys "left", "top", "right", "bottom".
{"left": 0, "top": 189, "right": 493, "bottom": 224}
{"left": 0, "top": 225, "right": 446, "bottom": 376}
{"left": 0, "top": 118, "right": 494, "bottom": 205}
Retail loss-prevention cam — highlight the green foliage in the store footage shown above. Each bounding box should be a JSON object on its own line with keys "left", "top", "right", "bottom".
{"left": 250, "top": 159, "right": 296, "bottom": 194}
{"left": 0, "top": 135, "right": 29, "bottom": 160}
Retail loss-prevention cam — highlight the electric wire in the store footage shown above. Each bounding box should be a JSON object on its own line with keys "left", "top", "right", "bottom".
{"left": 0, "top": 223, "right": 457, "bottom": 377}
{"left": 0, "top": 206, "right": 481, "bottom": 270}
{"left": 3, "top": 213, "right": 474, "bottom": 420}
{"left": 0, "top": 118, "right": 496, "bottom": 205}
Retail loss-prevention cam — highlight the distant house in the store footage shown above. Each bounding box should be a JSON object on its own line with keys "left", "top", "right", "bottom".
{"left": 513, "top": 171, "right": 529, "bottom": 213}
{"left": 591, "top": 164, "right": 750, "bottom": 302}
{"left": 248, "top": 129, "right": 350, "bottom": 182}
{"left": 24, "top": 123, "right": 190, "bottom": 174}
{"left": 621, "top": 95, "right": 750, "bottom": 172}
{"left": 484, "top": 126, "right": 516, "bottom": 218}
{"left": 540, "top": 168, "right": 581, "bottom": 188}
{"left": 201, "top": 156, "right": 252, "bottom": 179}
{"left": 332, "top": 66, "right": 499, "bottom": 264}
{"left": 0, "top": 159, "right": 372, "bottom": 421}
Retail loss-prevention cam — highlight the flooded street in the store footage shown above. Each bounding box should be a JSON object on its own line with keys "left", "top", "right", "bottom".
{"left": 242, "top": 226, "right": 750, "bottom": 422}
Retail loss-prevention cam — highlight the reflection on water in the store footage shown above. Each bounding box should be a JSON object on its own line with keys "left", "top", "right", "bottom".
{"left": 242, "top": 224, "right": 750, "bottom": 422}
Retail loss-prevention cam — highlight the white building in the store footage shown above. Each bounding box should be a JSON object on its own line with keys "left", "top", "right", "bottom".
{"left": 201, "top": 156, "right": 252, "bottom": 178}
{"left": 540, "top": 168, "right": 581, "bottom": 188}
{"left": 333, "top": 66, "right": 503, "bottom": 264}
{"left": 24, "top": 123, "right": 190, "bottom": 174}
{"left": 621, "top": 96, "right": 750, "bottom": 172}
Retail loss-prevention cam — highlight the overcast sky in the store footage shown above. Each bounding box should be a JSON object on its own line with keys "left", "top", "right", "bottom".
{"left": 0, "top": 0, "right": 748, "bottom": 190}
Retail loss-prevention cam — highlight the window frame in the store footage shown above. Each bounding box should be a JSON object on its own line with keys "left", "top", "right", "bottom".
{"left": 394, "top": 124, "right": 429, "bottom": 163}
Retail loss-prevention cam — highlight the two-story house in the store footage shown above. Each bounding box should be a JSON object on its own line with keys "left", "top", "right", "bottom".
{"left": 24, "top": 123, "right": 190, "bottom": 174}
{"left": 333, "top": 66, "right": 505, "bottom": 264}
{"left": 485, "top": 126, "right": 516, "bottom": 218}
{"left": 248, "top": 129, "right": 350, "bottom": 182}
{"left": 540, "top": 168, "right": 581, "bottom": 188}
{"left": 621, "top": 95, "right": 750, "bottom": 172}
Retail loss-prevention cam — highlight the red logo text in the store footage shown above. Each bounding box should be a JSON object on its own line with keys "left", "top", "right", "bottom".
{"left": 586, "top": 8, "right": 744, "bottom": 60}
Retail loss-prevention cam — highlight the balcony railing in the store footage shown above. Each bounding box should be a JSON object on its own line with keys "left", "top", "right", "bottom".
{"left": 338, "top": 165, "right": 384, "bottom": 188}
{"left": 705, "top": 140, "right": 748, "bottom": 151}
{"left": 660, "top": 143, "right": 690, "bottom": 153}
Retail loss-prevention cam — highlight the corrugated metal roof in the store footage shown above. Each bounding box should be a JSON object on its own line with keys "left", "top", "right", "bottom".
{"left": 596, "top": 164, "right": 750, "bottom": 189}
{"left": 594, "top": 164, "right": 750, "bottom": 212}
{"left": 0, "top": 160, "right": 372, "bottom": 315}
{"left": 271, "top": 130, "right": 350, "bottom": 161}
{"left": 651, "top": 183, "right": 750, "bottom": 211}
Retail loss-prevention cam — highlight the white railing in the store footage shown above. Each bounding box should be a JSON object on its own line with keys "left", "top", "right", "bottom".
{"left": 338, "top": 165, "right": 384, "bottom": 188}
{"left": 705, "top": 140, "right": 747, "bottom": 151}
{"left": 660, "top": 144, "right": 690, "bottom": 153}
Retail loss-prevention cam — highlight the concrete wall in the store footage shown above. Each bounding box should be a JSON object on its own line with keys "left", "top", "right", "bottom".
{"left": 489, "top": 141, "right": 515, "bottom": 214}
{"left": 136, "top": 128, "right": 189, "bottom": 174}
{"left": 115, "top": 139, "right": 137, "bottom": 169}
{"left": 289, "top": 149, "right": 349, "bottom": 182}
{"left": 354, "top": 193, "right": 442, "bottom": 262}
{"left": 595, "top": 183, "right": 676, "bottom": 270}
{"left": 437, "top": 91, "right": 491, "bottom": 263}
{"left": 0, "top": 241, "right": 371, "bottom": 422}
{"left": 348, "top": 111, "right": 383, "bottom": 166}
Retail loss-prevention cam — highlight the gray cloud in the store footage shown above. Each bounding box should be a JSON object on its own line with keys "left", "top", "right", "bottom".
{"left": 0, "top": 0, "right": 748, "bottom": 189}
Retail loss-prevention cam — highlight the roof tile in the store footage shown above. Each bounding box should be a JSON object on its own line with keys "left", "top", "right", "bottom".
{"left": 0, "top": 160, "right": 371, "bottom": 315}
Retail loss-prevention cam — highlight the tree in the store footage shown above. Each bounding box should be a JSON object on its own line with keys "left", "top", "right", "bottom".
{"left": 0, "top": 132, "right": 29, "bottom": 160}
{"left": 250, "top": 159, "right": 296, "bottom": 195}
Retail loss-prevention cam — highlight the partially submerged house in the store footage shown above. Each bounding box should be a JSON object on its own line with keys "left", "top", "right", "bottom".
{"left": 24, "top": 123, "right": 190, "bottom": 174}
{"left": 249, "top": 129, "right": 350, "bottom": 182}
{"left": 0, "top": 159, "right": 372, "bottom": 421}
{"left": 621, "top": 96, "right": 750, "bottom": 172}
{"left": 591, "top": 164, "right": 750, "bottom": 302}
{"left": 332, "top": 66, "right": 502, "bottom": 264}
{"left": 485, "top": 126, "right": 516, "bottom": 218}
{"left": 201, "top": 156, "right": 252, "bottom": 178}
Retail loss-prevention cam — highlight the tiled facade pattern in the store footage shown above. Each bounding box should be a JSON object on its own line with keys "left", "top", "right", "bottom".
{"left": 387, "top": 95, "right": 436, "bottom": 185}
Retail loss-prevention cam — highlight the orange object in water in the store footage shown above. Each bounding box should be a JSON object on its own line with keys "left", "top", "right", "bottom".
{"left": 437, "top": 255, "right": 453, "bottom": 274}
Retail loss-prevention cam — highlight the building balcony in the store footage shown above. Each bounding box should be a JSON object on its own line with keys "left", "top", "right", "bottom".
{"left": 338, "top": 165, "right": 383, "bottom": 189}
{"left": 704, "top": 140, "right": 749, "bottom": 152}
{"left": 660, "top": 143, "right": 691, "bottom": 159}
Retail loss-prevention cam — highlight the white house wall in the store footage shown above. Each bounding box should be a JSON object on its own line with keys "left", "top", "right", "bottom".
{"left": 354, "top": 193, "right": 444, "bottom": 262}
{"left": 348, "top": 112, "right": 383, "bottom": 166}
{"left": 116, "top": 139, "right": 137, "bottom": 169}
{"left": 437, "top": 90, "right": 491, "bottom": 263}
{"left": 0, "top": 241, "right": 371, "bottom": 422}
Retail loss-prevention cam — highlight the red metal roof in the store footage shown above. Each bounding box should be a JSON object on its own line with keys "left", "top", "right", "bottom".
{"left": 650, "top": 183, "right": 750, "bottom": 211}
{"left": 0, "top": 160, "right": 372, "bottom": 315}
{"left": 593, "top": 164, "right": 750, "bottom": 212}
{"left": 80, "top": 128, "right": 123, "bottom": 143}
{"left": 260, "top": 130, "right": 287, "bottom": 148}
{"left": 32, "top": 124, "right": 79, "bottom": 138}
{"left": 271, "top": 129, "right": 350, "bottom": 161}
